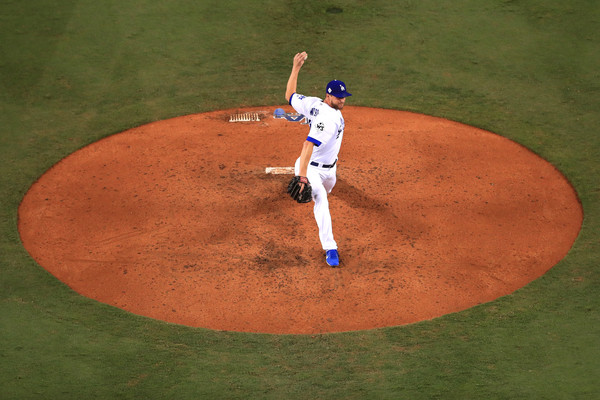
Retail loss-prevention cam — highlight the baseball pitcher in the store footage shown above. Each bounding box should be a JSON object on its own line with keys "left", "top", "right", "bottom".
{"left": 285, "top": 51, "right": 352, "bottom": 267}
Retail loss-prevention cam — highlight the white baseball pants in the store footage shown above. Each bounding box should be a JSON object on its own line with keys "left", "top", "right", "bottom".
{"left": 295, "top": 158, "right": 338, "bottom": 250}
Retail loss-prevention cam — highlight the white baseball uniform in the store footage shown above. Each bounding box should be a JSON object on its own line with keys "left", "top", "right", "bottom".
{"left": 289, "top": 93, "right": 345, "bottom": 250}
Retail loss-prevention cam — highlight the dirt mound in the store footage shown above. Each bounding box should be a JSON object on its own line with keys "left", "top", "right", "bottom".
{"left": 18, "top": 107, "right": 582, "bottom": 334}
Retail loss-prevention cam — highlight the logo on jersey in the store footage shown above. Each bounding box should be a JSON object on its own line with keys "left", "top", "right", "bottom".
{"left": 310, "top": 108, "right": 319, "bottom": 117}
{"left": 316, "top": 122, "right": 325, "bottom": 131}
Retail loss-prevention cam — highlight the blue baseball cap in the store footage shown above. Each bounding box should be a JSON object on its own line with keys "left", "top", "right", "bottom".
{"left": 326, "top": 80, "right": 352, "bottom": 98}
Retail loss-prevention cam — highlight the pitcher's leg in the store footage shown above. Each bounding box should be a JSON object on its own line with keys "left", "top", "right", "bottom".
{"left": 323, "top": 166, "right": 337, "bottom": 193}
{"left": 295, "top": 159, "right": 337, "bottom": 250}
{"left": 312, "top": 183, "right": 337, "bottom": 250}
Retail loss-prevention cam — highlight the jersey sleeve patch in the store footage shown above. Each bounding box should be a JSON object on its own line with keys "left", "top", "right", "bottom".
{"left": 306, "top": 136, "right": 321, "bottom": 147}
{"left": 290, "top": 93, "right": 309, "bottom": 115}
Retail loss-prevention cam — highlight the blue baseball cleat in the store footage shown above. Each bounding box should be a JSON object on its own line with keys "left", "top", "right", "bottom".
{"left": 326, "top": 249, "right": 339, "bottom": 267}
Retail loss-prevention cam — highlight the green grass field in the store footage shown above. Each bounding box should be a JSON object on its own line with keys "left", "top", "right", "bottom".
{"left": 1, "top": 1, "right": 599, "bottom": 398}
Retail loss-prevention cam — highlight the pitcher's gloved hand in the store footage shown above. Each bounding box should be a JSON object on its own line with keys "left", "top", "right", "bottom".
{"left": 287, "top": 176, "right": 312, "bottom": 203}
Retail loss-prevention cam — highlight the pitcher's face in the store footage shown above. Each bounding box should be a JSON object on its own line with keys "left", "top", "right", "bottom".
{"left": 326, "top": 94, "right": 346, "bottom": 110}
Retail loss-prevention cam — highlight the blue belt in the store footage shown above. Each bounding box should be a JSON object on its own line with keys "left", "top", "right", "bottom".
{"left": 310, "top": 159, "right": 337, "bottom": 169}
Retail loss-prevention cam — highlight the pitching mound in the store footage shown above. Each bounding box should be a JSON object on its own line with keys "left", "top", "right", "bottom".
{"left": 18, "top": 107, "right": 582, "bottom": 334}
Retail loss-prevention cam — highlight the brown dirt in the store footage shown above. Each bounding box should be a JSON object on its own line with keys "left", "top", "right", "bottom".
{"left": 18, "top": 106, "right": 583, "bottom": 334}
